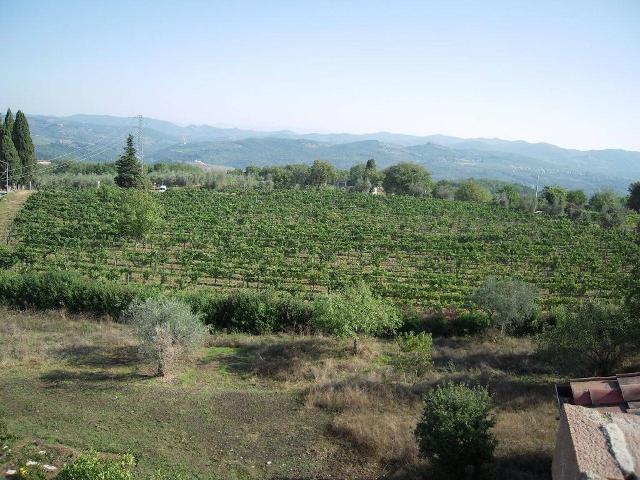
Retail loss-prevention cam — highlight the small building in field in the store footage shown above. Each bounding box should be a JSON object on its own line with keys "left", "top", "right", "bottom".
{"left": 370, "top": 186, "right": 385, "bottom": 195}
{"left": 552, "top": 373, "right": 640, "bottom": 480}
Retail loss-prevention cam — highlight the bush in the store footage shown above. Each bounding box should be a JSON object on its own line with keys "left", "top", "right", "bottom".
{"left": 538, "top": 301, "right": 640, "bottom": 376}
{"left": 122, "top": 298, "right": 206, "bottom": 376}
{"left": 400, "top": 311, "right": 490, "bottom": 337}
{"left": 0, "top": 270, "right": 153, "bottom": 318}
{"left": 394, "top": 331, "right": 433, "bottom": 376}
{"left": 213, "top": 289, "right": 282, "bottom": 334}
{"left": 312, "top": 282, "right": 402, "bottom": 352}
{"left": 453, "top": 311, "right": 491, "bottom": 335}
{"left": 13, "top": 464, "right": 47, "bottom": 480}
{"left": 57, "top": 451, "right": 135, "bottom": 480}
{"left": 415, "top": 382, "right": 496, "bottom": 478}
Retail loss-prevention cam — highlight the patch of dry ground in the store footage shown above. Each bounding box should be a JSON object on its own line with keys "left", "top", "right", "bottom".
{"left": 1, "top": 308, "right": 559, "bottom": 479}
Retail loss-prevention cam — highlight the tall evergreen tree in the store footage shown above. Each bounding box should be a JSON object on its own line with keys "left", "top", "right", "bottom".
{"left": 115, "top": 134, "right": 145, "bottom": 188}
{"left": 12, "top": 111, "right": 36, "bottom": 187}
{"left": 0, "top": 116, "right": 20, "bottom": 190}
{"left": 4, "top": 109, "right": 14, "bottom": 134}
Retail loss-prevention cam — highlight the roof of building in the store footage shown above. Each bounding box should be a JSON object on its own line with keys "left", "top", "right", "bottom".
{"left": 560, "top": 403, "right": 640, "bottom": 479}
{"left": 555, "top": 372, "right": 640, "bottom": 415}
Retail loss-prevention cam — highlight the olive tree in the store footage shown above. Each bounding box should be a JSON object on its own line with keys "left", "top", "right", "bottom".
{"left": 415, "top": 382, "right": 496, "bottom": 479}
{"left": 311, "top": 282, "right": 402, "bottom": 353}
{"left": 470, "top": 277, "right": 539, "bottom": 334}
{"left": 122, "top": 298, "right": 206, "bottom": 376}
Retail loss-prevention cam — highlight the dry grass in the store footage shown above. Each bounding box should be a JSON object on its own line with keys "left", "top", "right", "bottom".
{"left": 1, "top": 309, "right": 561, "bottom": 479}
{"left": 0, "top": 308, "right": 135, "bottom": 371}
{"left": 305, "top": 373, "right": 422, "bottom": 466}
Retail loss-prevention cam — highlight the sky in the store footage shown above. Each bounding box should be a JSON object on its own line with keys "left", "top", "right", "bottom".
{"left": 1, "top": 0, "right": 639, "bottom": 151}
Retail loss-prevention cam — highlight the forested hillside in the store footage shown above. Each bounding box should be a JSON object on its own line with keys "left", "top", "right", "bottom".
{"left": 27, "top": 114, "right": 640, "bottom": 193}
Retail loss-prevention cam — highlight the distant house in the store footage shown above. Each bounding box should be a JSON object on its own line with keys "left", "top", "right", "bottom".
{"left": 552, "top": 373, "right": 640, "bottom": 480}
{"left": 370, "top": 186, "right": 385, "bottom": 195}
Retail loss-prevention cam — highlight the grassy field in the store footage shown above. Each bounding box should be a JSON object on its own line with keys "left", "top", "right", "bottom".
{"left": 1, "top": 308, "right": 561, "bottom": 479}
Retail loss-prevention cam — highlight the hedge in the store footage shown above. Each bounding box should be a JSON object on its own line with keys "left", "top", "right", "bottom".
{"left": 0, "top": 271, "right": 312, "bottom": 334}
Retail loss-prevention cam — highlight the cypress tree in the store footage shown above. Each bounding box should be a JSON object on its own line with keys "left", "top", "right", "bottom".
{"left": 12, "top": 111, "right": 36, "bottom": 187}
{"left": 4, "top": 109, "right": 14, "bottom": 134}
{"left": 0, "top": 115, "right": 20, "bottom": 190}
{"left": 115, "top": 134, "right": 145, "bottom": 188}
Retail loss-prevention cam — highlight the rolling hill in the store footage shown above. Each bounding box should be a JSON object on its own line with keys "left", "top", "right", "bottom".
{"left": 28, "top": 113, "right": 640, "bottom": 193}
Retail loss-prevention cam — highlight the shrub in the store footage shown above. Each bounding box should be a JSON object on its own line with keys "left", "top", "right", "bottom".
{"left": 13, "top": 464, "right": 47, "bottom": 480}
{"left": 220, "top": 290, "right": 283, "bottom": 334}
{"left": 394, "top": 331, "right": 433, "bottom": 376}
{"left": 470, "top": 277, "right": 539, "bottom": 334}
{"left": 415, "top": 382, "right": 496, "bottom": 478}
{"left": 538, "top": 301, "right": 640, "bottom": 376}
{"left": 204, "top": 289, "right": 310, "bottom": 334}
{"left": 400, "top": 311, "right": 490, "bottom": 337}
{"left": 57, "top": 451, "right": 135, "bottom": 480}
{"left": 312, "top": 281, "right": 402, "bottom": 352}
{"left": 452, "top": 311, "right": 491, "bottom": 336}
{"left": 122, "top": 298, "right": 206, "bottom": 376}
{"left": 0, "top": 270, "right": 153, "bottom": 318}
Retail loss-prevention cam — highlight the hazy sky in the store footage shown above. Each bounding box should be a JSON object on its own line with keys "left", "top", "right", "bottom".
{"left": 1, "top": 0, "right": 639, "bottom": 150}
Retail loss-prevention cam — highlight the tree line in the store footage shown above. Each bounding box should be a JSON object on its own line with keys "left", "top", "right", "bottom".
{"left": 0, "top": 109, "right": 36, "bottom": 189}
{"left": 52, "top": 135, "right": 640, "bottom": 230}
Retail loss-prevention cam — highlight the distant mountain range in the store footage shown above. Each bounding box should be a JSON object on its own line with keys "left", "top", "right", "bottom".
{"left": 29, "top": 113, "right": 640, "bottom": 193}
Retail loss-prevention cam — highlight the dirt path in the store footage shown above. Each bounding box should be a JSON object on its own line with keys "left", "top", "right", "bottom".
{"left": 0, "top": 190, "right": 33, "bottom": 244}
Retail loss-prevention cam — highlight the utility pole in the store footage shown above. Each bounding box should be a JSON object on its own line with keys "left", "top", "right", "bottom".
{"left": 533, "top": 169, "right": 544, "bottom": 213}
{"left": 137, "top": 115, "right": 144, "bottom": 171}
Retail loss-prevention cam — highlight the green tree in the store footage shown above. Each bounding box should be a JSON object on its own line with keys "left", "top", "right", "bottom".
{"left": 114, "top": 134, "right": 145, "bottom": 188}
{"left": 415, "top": 382, "right": 496, "bottom": 479}
{"left": 470, "top": 277, "right": 539, "bottom": 334}
{"left": 627, "top": 181, "right": 640, "bottom": 212}
{"left": 382, "top": 162, "right": 432, "bottom": 196}
{"left": 455, "top": 180, "right": 492, "bottom": 203}
{"left": 308, "top": 159, "right": 335, "bottom": 187}
{"left": 117, "top": 189, "right": 164, "bottom": 240}
{"left": 567, "top": 189, "right": 587, "bottom": 208}
{"left": 0, "top": 112, "right": 20, "bottom": 189}
{"left": 3, "top": 109, "right": 14, "bottom": 133}
{"left": 495, "top": 184, "right": 520, "bottom": 208}
{"left": 542, "top": 185, "right": 568, "bottom": 215}
{"left": 599, "top": 204, "right": 625, "bottom": 229}
{"left": 539, "top": 301, "right": 640, "bottom": 376}
{"left": 589, "top": 189, "right": 620, "bottom": 212}
{"left": 433, "top": 180, "right": 455, "bottom": 200}
{"left": 349, "top": 158, "right": 380, "bottom": 192}
{"left": 311, "top": 281, "right": 402, "bottom": 353}
{"left": 12, "top": 111, "right": 36, "bottom": 187}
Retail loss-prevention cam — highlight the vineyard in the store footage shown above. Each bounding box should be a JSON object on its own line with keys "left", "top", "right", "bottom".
{"left": 6, "top": 188, "right": 639, "bottom": 309}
